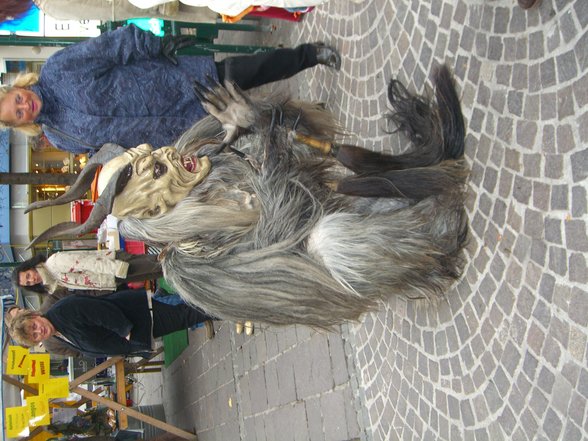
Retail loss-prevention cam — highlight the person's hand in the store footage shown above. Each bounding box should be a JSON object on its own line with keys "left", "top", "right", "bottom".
{"left": 161, "top": 35, "right": 196, "bottom": 65}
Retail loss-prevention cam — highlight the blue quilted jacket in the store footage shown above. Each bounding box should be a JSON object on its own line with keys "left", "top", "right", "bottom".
{"left": 31, "top": 24, "right": 217, "bottom": 153}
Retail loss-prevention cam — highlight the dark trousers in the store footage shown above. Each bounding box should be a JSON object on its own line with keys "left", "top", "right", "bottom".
{"left": 216, "top": 44, "right": 319, "bottom": 90}
{"left": 151, "top": 299, "right": 212, "bottom": 337}
{"left": 115, "top": 251, "right": 163, "bottom": 284}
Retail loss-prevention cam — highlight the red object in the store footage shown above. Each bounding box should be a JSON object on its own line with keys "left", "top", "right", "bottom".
{"left": 248, "top": 6, "right": 313, "bottom": 21}
{"left": 124, "top": 240, "right": 146, "bottom": 254}
{"left": 125, "top": 239, "right": 148, "bottom": 289}
{"left": 71, "top": 200, "right": 97, "bottom": 233}
{"left": 71, "top": 200, "right": 95, "bottom": 224}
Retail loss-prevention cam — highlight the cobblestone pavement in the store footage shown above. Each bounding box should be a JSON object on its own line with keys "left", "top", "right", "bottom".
{"left": 161, "top": 1, "right": 588, "bottom": 440}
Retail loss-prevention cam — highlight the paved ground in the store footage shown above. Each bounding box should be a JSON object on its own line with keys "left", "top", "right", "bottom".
{"left": 157, "top": 1, "right": 588, "bottom": 440}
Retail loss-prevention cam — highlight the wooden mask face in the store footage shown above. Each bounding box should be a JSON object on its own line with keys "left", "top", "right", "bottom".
{"left": 99, "top": 144, "right": 211, "bottom": 219}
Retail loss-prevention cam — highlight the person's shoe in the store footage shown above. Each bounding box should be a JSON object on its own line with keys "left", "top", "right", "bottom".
{"left": 314, "top": 43, "right": 341, "bottom": 70}
{"left": 235, "top": 322, "right": 244, "bottom": 334}
{"left": 517, "top": 0, "right": 540, "bottom": 9}
{"left": 204, "top": 320, "right": 215, "bottom": 339}
{"left": 244, "top": 321, "right": 254, "bottom": 336}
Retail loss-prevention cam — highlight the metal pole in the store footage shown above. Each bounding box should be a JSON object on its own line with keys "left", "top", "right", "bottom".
{"left": 0, "top": 35, "right": 85, "bottom": 47}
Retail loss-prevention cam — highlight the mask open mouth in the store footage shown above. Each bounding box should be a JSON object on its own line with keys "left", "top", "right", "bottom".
{"left": 182, "top": 155, "right": 201, "bottom": 173}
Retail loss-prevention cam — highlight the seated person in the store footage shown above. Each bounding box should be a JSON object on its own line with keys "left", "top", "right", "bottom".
{"left": 8, "top": 289, "right": 214, "bottom": 358}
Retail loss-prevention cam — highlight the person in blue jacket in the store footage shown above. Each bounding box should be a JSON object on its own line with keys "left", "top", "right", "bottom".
{"left": 0, "top": 24, "right": 341, "bottom": 153}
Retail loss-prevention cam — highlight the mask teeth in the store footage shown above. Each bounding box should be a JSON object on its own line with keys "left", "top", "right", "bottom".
{"left": 183, "top": 155, "right": 197, "bottom": 173}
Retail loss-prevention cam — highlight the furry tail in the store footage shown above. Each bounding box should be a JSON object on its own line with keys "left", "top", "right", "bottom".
{"left": 335, "top": 65, "right": 467, "bottom": 201}
{"left": 335, "top": 64, "right": 464, "bottom": 175}
{"left": 433, "top": 64, "right": 465, "bottom": 159}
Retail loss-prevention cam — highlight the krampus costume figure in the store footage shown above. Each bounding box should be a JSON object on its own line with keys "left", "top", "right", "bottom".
{"left": 27, "top": 65, "right": 469, "bottom": 328}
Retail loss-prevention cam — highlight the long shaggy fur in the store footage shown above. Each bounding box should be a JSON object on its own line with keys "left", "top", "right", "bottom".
{"left": 118, "top": 65, "right": 469, "bottom": 328}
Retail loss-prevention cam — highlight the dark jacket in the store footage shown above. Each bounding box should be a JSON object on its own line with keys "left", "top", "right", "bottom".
{"left": 44, "top": 289, "right": 153, "bottom": 357}
{"left": 39, "top": 288, "right": 106, "bottom": 357}
{"left": 32, "top": 24, "right": 217, "bottom": 153}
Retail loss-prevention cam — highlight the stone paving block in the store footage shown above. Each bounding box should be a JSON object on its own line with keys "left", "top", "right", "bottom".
{"left": 537, "top": 365, "right": 556, "bottom": 396}
{"left": 540, "top": 58, "right": 557, "bottom": 88}
{"left": 276, "top": 326, "right": 299, "bottom": 353}
{"left": 513, "top": 175, "right": 531, "bottom": 203}
{"left": 320, "top": 390, "right": 349, "bottom": 441}
{"left": 532, "top": 298, "right": 551, "bottom": 329}
{"left": 248, "top": 367, "right": 271, "bottom": 414}
{"left": 264, "top": 360, "right": 279, "bottom": 408}
{"left": 541, "top": 124, "right": 555, "bottom": 154}
{"left": 243, "top": 416, "right": 256, "bottom": 440}
{"left": 570, "top": 148, "right": 588, "bottom": 182}
{"left": 549, "top": 373, "right": 573, "bottom": 416}
{"left": 494, "top": 365, "right": 511, "bottom": 398}
{"left": 544, "top": 154, "right": 564, "bottom": 179}
{"left": 571, "top": 185, "right": 587, "bottom": 217}
{"left": 568, "top": 390, "right": 587, "bottom": 427}
{"left": 282, "top": 402, "right": 310, "bottom": 441}
{"left": 563, "top": 423, "right": 583, "bottom": 441}
{"left": 569, "top": 252, "right": 588, "bottom": 283}
{"left": 240, "top": 343, "right": 252, "bottom": 373}
{"left": 274, "top": 350, "right": 297, "bottom": 406}
{"left": 251, "top": 415, "right": 266, "bottom": 441}
{"left": 509, "top": 384, "right": 526, "bottom": 417}
{"left": 565, "top": 220, "right": 588, "bottom": 252}
{"left": 550, "top": 316, "right": 570, "bottom": 349}
{"left": 294, "top": 325, "right": 313, "bottom": 344}
{"left": 213, "top": 355, "right": 234, "bottom": 390}
{"left": 561, "top": 360, "right": 581, "bottom": 388}
{"left": 193, "top": 429, "right": 216, "bottom": 441}
{"left": 326, "top": 333, "right": 349, "bottom": 386}
{"left": 536, "top": 274, "right": 554, "bottom": 304}
{"left": 239, "top": 373, "right": 252, "bottom": 418}
{"left": 533, "top": 182, "right": 551, "bottom": 211}
{"left": 529, "top": 239, "right": 546, "bottom": 267}
{"left": 568, "top": 287, "right": 588, "bottom": 327}
{"left": 575, "top": 30, "right": 588, "bottom": 72}
{"left": 557, "top": 85, "right": 575, "bottom": 120}
{"left": 521, "top": 93, "right": 541, "bottom": 120}
{"left": 308, "top": 333, "right": 335, "bottom": 393}
{"left": 544, "top": 216, "right": 562, "bottom": 244}
{"left": 569, "top": 325, "right": 587, "bottom": 364}
{"left": 578, "top": 111, "right": 588, "bottom": 144}
{"left": 520, "top": 409, "right": 539, "bottom": 440}
{"left": 542, "top": 408, "right": 563, "bottom": 440}
{"left": 264, "top": 331, "right": 279, "bottom": 359}
{"left": 541, "top": 92, "right": 557, "bottom": 121}
{"left": 216, "top": 382, "right": 239, "bottom": 424}
{"left": 305, "top": 397, "right": 324, "bottom": 441}
{"left": 548, "top": 245, "right": 568, "bottom": 275}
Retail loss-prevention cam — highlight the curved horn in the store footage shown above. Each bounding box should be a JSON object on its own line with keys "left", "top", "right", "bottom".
{"left": 27, "top": 163, "right": 129, "bottom": 249}
{"left": 24, "top": 143, "right": 127, "bottom": 214}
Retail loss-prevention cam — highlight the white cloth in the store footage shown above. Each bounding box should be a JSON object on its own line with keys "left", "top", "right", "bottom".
{"left": 128, "top": 0, "right": 328, "bottom": 17}
{"left": 38, "top": 250, "right": 129, "bottom": 293}
{"left": 34, "top": 0, "right": 217, "bottom": 22}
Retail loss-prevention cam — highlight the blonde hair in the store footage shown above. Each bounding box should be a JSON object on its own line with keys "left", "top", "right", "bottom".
{"left": 4, "top": 305, "right": 21, "bottom": 327}
{"left": 0, "top": 72, "right": 42, "bottom": 135}
{"left": 7, "top": 309, "right": 42, "bottom": 347}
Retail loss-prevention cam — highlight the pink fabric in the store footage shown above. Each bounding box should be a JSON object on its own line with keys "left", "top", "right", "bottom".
{"left": 248, "top": 6, "right": 314, "bottom": 21}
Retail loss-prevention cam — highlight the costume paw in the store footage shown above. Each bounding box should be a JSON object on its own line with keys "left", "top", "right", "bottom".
{"left": 193, "top": 79, "right": 256, "bottom": 143}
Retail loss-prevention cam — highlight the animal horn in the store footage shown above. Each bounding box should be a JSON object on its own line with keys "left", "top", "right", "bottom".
{"left": 26, "top": 162, "right": 130, "bottom": 249}
{"left": 24, "top": 143, "right": 127, "bottom": 214}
